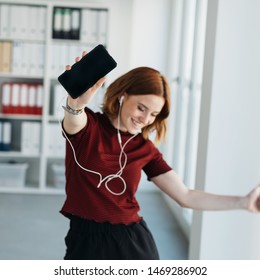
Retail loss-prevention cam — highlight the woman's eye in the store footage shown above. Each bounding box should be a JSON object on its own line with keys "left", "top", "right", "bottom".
{"left": 138, "top": 106, "right": 145, "bottom": 112}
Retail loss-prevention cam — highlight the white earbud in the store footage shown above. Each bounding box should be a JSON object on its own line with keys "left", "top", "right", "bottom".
{"left": 119, "top": 96, "right": 124, "bottom": 106}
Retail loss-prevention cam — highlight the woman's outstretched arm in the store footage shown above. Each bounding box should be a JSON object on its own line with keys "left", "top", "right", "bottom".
{"left": 151, "top": 170, "right": 260, "bottom": 212}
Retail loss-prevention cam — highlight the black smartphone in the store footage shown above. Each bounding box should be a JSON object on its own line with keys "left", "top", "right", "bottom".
{"left": 58, "top": 44, "right": 117, "bottom": 99}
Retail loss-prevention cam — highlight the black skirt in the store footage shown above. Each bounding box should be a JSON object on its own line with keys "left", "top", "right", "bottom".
{"left": 64, "top": 216, "right": 160, "bottom": 260}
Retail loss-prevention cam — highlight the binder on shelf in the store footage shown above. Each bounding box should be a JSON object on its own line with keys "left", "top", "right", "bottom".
{"left": 98, "top": 10, "right": 108, "bottom": 45}
{"left": 71, "top": 9, "right": 81, "bottom": 40}
{"left": 0, "top": 4, "right": 10, "bottom": 38}
{"left": 67, "top": 44, "right": 77, "bottom": 66}
{"left": 12, "top": 42, "right": 45, "bottom": 76}
{"left": 10, "top": 83, "right": 20, "bottom": 114}
{"left": 80, "top": 9, "right": 88, "bottom": 42}
{"left": 62, "top": 8, "right": 72, "bottom": 39}
{"left": 81, "top": 9, "right": 98, "bottom": 44}
{"left": 37, "top": 42, "right": 45, "bottom": 76}
{"left": 21, "top": 121, "right": 31, "bottom": 154}
{"left": 47, "top": 123, "right": 55, "bottom": 155}
{"left": 32, "top": 122, "right": 41, "bottom": 154}
{"left": 52, "top": 7, "right": 81, "bottom": 40}
{"left": 53, "top": 7, "right": 63, "bottom": 39}
{"left": 1, "top": 83, "right": 11, "bottom": 114}
{"left": 81, "top": 9, "right": 88, "bottom": 43}
{"left": 32, "top": 42, "right": 45, "bottom": 76}
{"left": 21, "top": 121, "right": 41, "bottom": 155}
{"left": 68, "top": 44, "right": 83, "bottom": 67}
{"left": 28, "top": 84, "right": 37, "bottom": 114}
{"left": 0, "top": 42, "right": 3, "bottom": 71}
{"left": 9, "top": 5, "right": 20, "bottom": 39}
{"left": 21, "top": 42, "right": 31, "bottom": 75}
{"left": 47, "top": 123, "right": 65, "bottom": 157}
{"left": 17, "top": 5, "right": 29, "bottom": 39}
{"left": 1, "top": 41, "right": 12, "bottom": 72}
{"left": 2, "top": 121, "right": 11, "bottom": 151}
{"left": 36, "top": 84, "right": 43, "bottom": 115}
{"left": 28, "top": 43, "right": 38, "bottom": 76}
{"left": 1, "top": 83, "right": 43, "bottom": 115}
{"left": 53, "top": 84, "right": 66, "bottom": 117}
{"left": 20, "top": 83, "right": 28, "bottom": 114}
{"left": 59, "top": 44, "right": 69, "bottom": 73}
{"left": 50, "top": 43, "right": 60, "bottom": 77}
{"left": 18, "top": 42, "right": 26, "bottom": 74}
{"left": 28, "top": 6, "right": 39, "bottom": 40}
{"left": 37, "top": 6, "right": 47, "bottom": 40}
{"left": 0, "top": 4, "right": 46, "bottom": 41}
{"left": 12, "top": 41, "right": 23, "bottom": 75}
{"left": 51, "top": 43, "right": 84, "bottom": 77}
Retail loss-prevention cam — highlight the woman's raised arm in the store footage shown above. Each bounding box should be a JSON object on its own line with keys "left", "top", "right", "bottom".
{"left": 63, "top": 52, "right": 106, "bottom": 135}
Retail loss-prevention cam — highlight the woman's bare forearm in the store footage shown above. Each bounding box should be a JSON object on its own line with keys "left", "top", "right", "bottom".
{"left": 63, "top": 96, "right": 87, "bottom": 135}
{"left": 152, "top": 170, "right": 255, "bottom": 212}
{"left": 180, "top": 189, "right": 247, "bottom": 211}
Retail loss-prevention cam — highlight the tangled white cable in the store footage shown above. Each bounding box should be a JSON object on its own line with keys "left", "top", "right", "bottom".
{"left": 59, "top": 95, "right": 139, "bottom": 196}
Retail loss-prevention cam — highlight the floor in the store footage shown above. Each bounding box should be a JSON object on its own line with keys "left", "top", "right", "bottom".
{"left": 0, "top": 190, "right": 188, "bottom": 260}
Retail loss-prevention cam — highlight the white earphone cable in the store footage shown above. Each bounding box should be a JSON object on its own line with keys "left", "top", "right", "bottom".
{"left": 58, "top": 95, "right": 139, "bottom": 195}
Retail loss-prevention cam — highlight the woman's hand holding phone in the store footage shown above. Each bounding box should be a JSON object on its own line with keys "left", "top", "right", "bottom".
{"left": 65, "top": 51, "right": 106, "bottom": 110}
{"left": 58, "top": 44, "right": 117, "bottom": 110}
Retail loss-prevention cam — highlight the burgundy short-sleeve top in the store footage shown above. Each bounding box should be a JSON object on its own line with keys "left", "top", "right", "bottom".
{"left": 61, "top": 107, "right": 172, "bottom": 224}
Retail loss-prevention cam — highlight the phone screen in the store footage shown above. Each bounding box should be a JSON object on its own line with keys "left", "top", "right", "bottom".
{"left": 58, "top": 44, "right": 117, "bottom": 99}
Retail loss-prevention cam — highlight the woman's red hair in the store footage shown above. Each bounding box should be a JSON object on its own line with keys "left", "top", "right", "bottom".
{"left": 102, "top": 67, "right": 170, "bottom": 143}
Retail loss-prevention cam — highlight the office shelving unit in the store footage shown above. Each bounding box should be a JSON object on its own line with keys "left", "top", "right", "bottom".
{"left": 0, "top": 0, "right": 109, "bottom": 193}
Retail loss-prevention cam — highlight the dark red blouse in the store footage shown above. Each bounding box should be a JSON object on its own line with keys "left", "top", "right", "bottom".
{"left": 61, "top": 107, "right": 172, "bottom": 224}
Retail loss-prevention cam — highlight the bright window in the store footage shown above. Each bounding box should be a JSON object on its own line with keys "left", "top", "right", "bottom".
{"left": 163, "top": 0, "right": 208, "bottom": 226}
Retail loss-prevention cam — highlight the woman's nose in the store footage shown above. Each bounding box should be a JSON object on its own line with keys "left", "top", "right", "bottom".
{"left": 140, "top": 112, "right": 150, "bottom": 125}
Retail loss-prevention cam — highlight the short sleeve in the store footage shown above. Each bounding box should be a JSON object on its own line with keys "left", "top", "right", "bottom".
{"left": 142, "top": 147, "right": 172, "bottom": 180}
{"left": 61, "top": 107, "right": 98, "bottom": 139}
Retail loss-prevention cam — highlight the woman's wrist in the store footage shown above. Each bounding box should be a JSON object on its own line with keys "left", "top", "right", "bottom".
{"left": 67, "top": 96, "right": 85, "bottom": 111}
{"left": 238, "top": 196, "right": 249, "bottom": 210}
{"left": 63, "top": 97, "right": 85, "bottom": 115}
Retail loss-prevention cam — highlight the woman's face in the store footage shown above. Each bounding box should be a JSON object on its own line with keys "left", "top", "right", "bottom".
{"left": 118, "top": 94, "right": 165, "bottom": 134}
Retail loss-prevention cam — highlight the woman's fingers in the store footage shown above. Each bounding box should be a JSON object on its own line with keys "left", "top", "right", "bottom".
{"left": 75, "top": 56, "right": 81, "bottom": 63}
{"left": 96, "top": 77, "right": 106, "bottom": 88}
{"left": 66, "top": 51, "right": 87, "bottom": 70}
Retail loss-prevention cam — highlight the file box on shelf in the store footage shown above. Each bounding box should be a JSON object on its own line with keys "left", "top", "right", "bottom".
{"left": 0, "top": 162, "right": 28, "bottom": 188}
{"left": 51, "top": 164, "right": 65, "bottom": 189}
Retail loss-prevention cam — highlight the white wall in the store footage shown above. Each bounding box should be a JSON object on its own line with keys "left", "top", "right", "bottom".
{"left": 129, "top": 0, "right": 172, "bottom": 73}
{"left": 98, "top": 0, "right": 134, "bottom": 84}
{"left": 189, "top": 0, "right": 260, "bottom": 259}
{"left": 94, "top": 0, "right": 172, "bottom": 84}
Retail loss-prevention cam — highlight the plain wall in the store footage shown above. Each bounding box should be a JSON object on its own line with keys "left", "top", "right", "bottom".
{"left": 129, "top": 0, "right": 171, "bottom": 72}
{"left": 105, "top": 0, "right": 172, "bottom": 84}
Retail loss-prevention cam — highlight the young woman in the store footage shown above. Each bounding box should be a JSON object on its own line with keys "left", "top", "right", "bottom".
{"left": 61, "top": 52, "right": 260, "bottom": 260}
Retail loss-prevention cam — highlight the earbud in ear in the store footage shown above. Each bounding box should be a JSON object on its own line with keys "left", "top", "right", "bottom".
{"left": 119, "top": 96, "right": 124, "bottom": 106}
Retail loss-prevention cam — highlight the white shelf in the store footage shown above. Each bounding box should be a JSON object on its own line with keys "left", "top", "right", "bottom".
{"left": 0, "top": 0, "right": 110, "bottom": 194}
{"left": 0, "top": 151, "right": 40, "bottom": 158}
{"left": 0, "top": 186, "right": 65, "bottom": 195}
{"left": 0, "top": 72, "right": 43, "bottom": 79}
{"left": 0, "top": 113, "right": 42, "bottom": 120}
